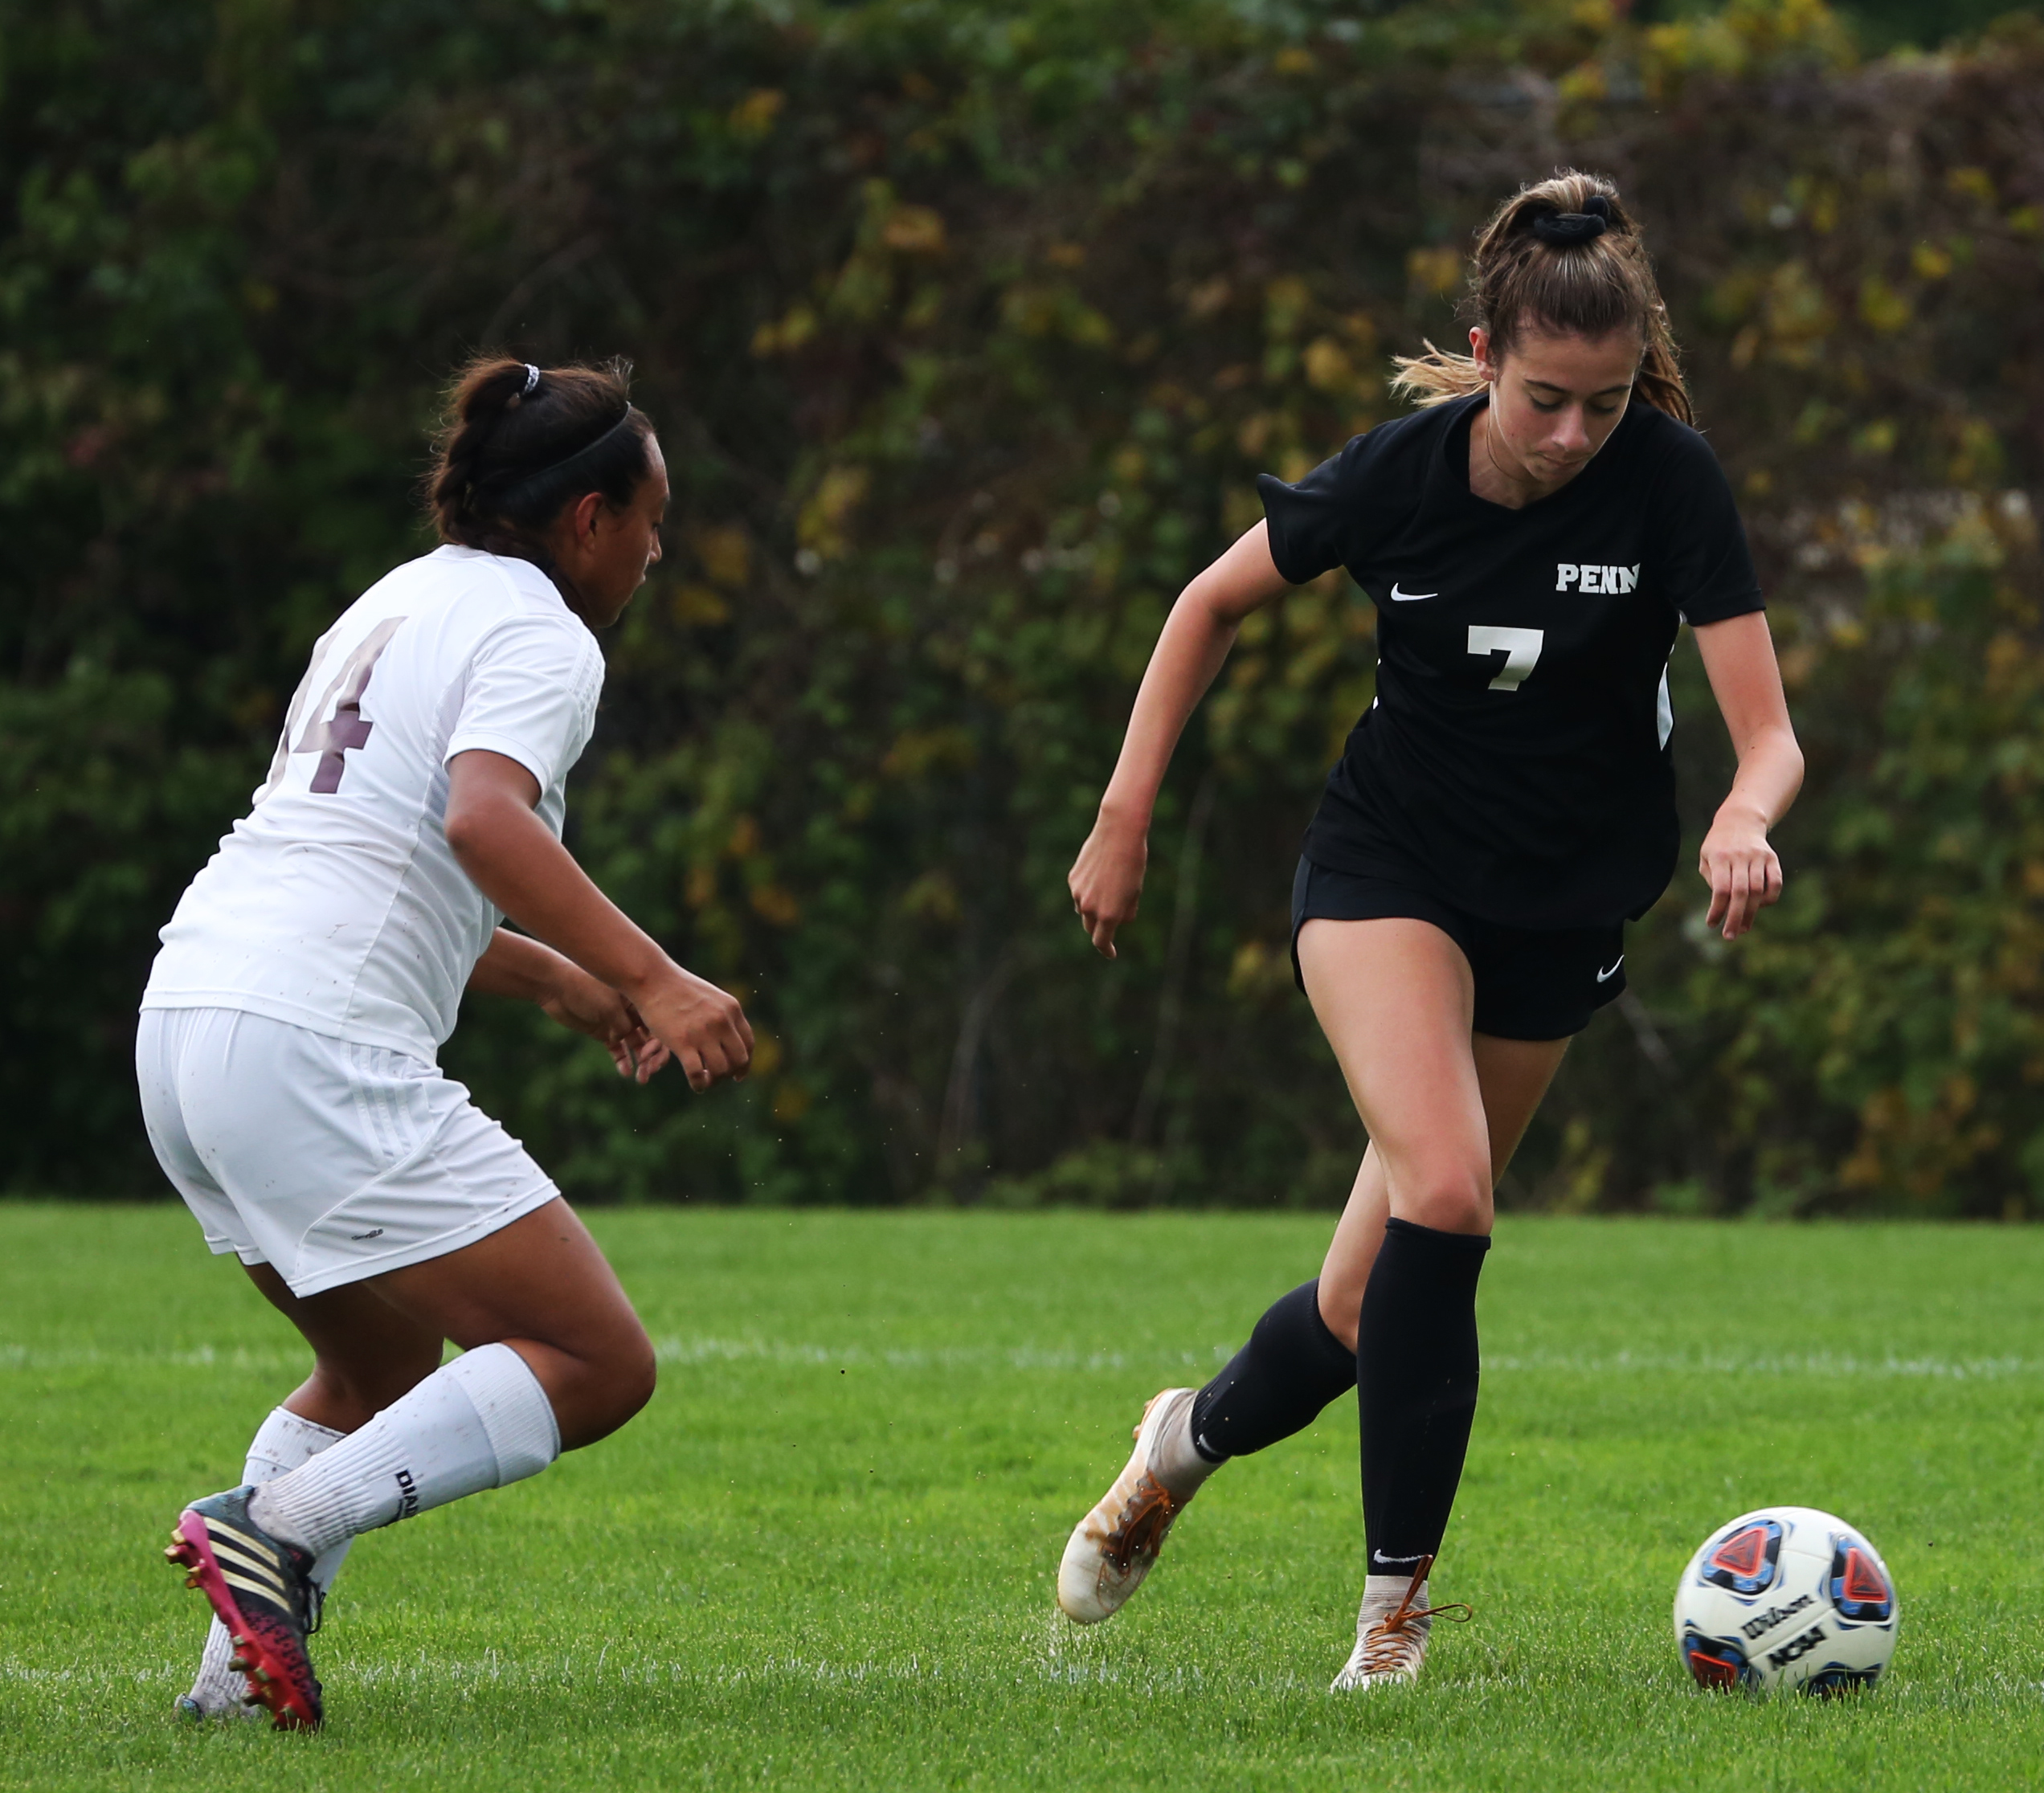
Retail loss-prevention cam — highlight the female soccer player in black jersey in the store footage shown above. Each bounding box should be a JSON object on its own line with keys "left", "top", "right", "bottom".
{"left": 1053, "top": 172, "right": 1804, "bottom": 1689}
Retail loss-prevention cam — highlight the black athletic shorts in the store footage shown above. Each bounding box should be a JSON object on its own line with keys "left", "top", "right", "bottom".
{"left": 1290, "top": 856, "right": 1627, "bottom": 1041}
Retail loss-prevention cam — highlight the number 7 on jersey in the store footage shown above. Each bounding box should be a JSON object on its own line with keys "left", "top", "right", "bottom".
{"left": 1467, "top": 625, "right": 1543, "bottom": 692}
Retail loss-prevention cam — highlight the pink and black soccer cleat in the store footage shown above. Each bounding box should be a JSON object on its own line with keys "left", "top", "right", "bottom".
{"left": 164, "top": 1487, "right": 323, "bottom": 1730}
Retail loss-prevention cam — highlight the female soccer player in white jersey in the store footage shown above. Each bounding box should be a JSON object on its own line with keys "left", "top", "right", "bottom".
{"left": 139, "top": 356, "right": 753, "bottom": 1728}
{"left": 1053, "top": 173, "right": 1805, "bottom": 1689}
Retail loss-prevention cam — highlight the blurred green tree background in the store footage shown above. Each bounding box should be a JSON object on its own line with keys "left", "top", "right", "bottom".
{"left": 4, "top": 0, "right": 2040, "bottom": 1216}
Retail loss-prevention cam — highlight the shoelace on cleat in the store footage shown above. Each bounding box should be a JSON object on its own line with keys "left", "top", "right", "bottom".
{"left": 1105, "top": 1477, "right": 1179, "bottom": 1577}
{"left": 1354, "top": 1554, "right": 1473, "bottom": 1676}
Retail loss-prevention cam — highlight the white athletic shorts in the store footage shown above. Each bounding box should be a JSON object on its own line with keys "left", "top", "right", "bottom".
{"left": 136, "top": 1007, "right": 560, "bottom": 1297}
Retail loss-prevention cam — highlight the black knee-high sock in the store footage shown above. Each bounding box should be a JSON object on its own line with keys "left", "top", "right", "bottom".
{"left": 1188, "top": 1280, "right": 1357, "bottom": 1464}
{"left": 1357, "top": 1218, "right": 1490, "bottom": 1574}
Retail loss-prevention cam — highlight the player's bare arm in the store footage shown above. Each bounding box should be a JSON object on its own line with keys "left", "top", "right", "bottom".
{"left": 1694, "top": 611, "right": 1804, "bottom": 940}
{"left": 1069, "top": 521, "right": 1291, "bottom": 958}
{"left": 446, "top": 749, "right": 750, "bottom": 1091}
{"left": 464, "top": 926, "right": 666, "bottom": 1084}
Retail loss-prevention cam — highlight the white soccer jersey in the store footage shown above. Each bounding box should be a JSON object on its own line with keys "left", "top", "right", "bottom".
{"left": 142, "top": 546, "right": 603, "bottom": 1063}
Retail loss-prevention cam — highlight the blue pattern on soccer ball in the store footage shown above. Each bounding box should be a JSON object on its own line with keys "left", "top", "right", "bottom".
{"left": 1680, "top": 1628, "right": 1756, "bottom": 1693}
{"left": 1698, "top": 1518, "right": 1784, "bottom": 1596}
{"left": 1825, "top": 1536, "right": 1895, "bottom": 1624}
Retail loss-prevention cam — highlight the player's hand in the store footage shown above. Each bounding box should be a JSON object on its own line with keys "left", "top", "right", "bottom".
{"left": 1699, "top": 802, "right": 1783, "bottom": 941}
{"left": 1069, "top": 806, "right": 1149, "bottom": 959}
{"left": 540, "top": 966, "right": 672, "bottom": 1083}
{"left": 625, "top": 966, "right": 754, "bottom": 1093}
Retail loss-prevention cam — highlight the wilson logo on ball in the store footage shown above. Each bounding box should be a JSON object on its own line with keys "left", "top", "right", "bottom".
{"left": 1699, "top": 1519, "right": 1784, "bottom": 1595}
{"left": 1826, "top": 1542, "right": 1894, "bottom": 1623}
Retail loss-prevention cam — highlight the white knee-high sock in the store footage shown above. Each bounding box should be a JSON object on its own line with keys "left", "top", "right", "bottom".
{"left": 188, "top": 1407, "right": 351, "bottom": 1713}
{"left": 247, "top": 1343, "right": 560, "bottom": 1560}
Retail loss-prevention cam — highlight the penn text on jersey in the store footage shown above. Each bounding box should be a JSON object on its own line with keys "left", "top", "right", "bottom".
{"left": 1554, "top": 563, "right": 1639, "bottom": 594}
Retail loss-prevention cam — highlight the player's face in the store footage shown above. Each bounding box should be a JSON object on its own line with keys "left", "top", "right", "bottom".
{"left": 568, "top": 437, "right": 671, "bottom": 629}
{"left": 1471, "top": 324, "right": 1640, "bottom": 490}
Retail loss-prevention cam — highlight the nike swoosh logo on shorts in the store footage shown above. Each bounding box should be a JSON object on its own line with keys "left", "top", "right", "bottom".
{"left": 1388, "top": 583, "right": 1436, "bottom": 601}
{"left": 1596, "top": 957, "right": 1625, "bottom": 983}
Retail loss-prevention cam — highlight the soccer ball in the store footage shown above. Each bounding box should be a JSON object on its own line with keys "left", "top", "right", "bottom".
{"left": 1673, "top": 1505, "right": 1899, "bottom": 1695}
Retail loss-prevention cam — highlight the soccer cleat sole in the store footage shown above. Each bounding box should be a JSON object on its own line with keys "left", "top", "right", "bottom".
{"left": 165, "top": 1513, "right": 321, "bottom": 1730}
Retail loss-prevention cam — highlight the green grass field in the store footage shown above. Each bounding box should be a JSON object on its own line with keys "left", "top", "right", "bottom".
{"left": 3, "top": 1204, "right": 2042, "bottom": 1791}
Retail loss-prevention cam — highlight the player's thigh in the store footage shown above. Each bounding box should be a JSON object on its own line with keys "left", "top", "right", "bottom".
{"left": 1295, "top": 915, "right": 1490, "bottom": 1226}
{"left": 363, "top": 1197, "right": 648, "bottom": 1374}
{"left": 1309, "top": 982, "right": 1569, "bottom": 1343}
{"left": 1470, "top": 1031, "right": 1572, "bottom": 1175}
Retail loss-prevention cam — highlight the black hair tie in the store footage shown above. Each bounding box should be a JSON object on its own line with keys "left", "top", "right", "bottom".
{"left": 1531, "top": 194, "right": 1612, "bottom": 247}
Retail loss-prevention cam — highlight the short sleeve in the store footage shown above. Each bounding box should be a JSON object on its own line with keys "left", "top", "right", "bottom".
{"left": 445, "top": 615, "right": 602, "bottom": 794}
{"left": 1257, "top": 435, "right": 1372, "bottom": 586}
{"left": 1648, "top": 425, "right": 1765, "bottom": 626}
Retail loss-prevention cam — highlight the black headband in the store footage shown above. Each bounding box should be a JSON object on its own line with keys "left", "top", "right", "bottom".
{"left": 1531, "top": 194, "right": 1613, "bottom": 247}
{"left": 475, "top": 402, "right": 636, "bottom": 496}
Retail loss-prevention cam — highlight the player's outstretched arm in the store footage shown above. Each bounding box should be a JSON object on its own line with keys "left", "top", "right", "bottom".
{"left": 1693, "top": 611, "right": 1805, "bottom": 941}
{"left": 1069, "top": 521, "right": 1292, "bottom": 958}
{"left": 445, "top": 747, "right": 754, "bottom": 1091}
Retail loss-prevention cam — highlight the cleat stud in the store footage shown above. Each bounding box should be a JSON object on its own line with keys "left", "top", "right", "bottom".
{"left": 252, "top": 1667, "right": 272, "bottom": 1684}
{"left": 185, "top": 1573, "right": 202, "bottom": 1588}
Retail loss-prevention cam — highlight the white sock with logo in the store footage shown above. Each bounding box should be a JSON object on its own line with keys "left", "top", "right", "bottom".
{"left": 186, "top": 1407, "right": 354, "bottom": 1717}
{"left": 1148, "top": 1389, "right": 1223, "bottom": 1502}
{"left": 247, "top": 1344, "right": 560, "bottom": 1561}
{"left": 1363, "top": 1572, "right": 1429, "bottom": 1617}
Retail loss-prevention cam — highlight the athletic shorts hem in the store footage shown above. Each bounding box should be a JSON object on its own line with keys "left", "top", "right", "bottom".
{"left": 1290, "top": 856, "right": 1625, "bottom": 1040}
{"left": 138, "top": 1007, "right": 562, "bottom": 1300}
{"left": 284, "top": 1179, "right": 560, "bottom": 1298}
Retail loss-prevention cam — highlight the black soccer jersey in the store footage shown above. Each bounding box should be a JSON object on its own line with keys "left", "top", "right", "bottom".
{"left": 1260, "top": 394, "right": 1764, "bottom": 929}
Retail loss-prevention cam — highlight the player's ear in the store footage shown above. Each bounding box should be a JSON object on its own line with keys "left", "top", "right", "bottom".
{"left": 570, "top": 489, "right": 607, "bottom": 543}
{"left": 1470, "top": 326, "right": 1495, "bottom": 380}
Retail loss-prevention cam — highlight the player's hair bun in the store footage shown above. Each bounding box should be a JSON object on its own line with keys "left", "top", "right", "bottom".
{"left": 426, "top": 354, "right": 654, "bottom": 564}
{"left": 1530, "top": 194, "right": 1612, "bottom": 247}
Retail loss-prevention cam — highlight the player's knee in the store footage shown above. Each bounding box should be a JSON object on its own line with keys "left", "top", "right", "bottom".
{"left": 1396, "top": 1167, "right": 1491, "bottom": 1238}
{"left": 613, "top": 1326, "right": 657, "bottom": 1422}
{"left": 578, "top": 1324, "right": 656, "bottom": 1441}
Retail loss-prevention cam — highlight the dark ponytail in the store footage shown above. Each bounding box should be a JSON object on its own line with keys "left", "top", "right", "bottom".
{"left": 425, "top": 354, "right": 656, "bottom": 578}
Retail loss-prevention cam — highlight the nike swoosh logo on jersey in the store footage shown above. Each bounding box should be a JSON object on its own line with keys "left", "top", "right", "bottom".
{"left": 1596, "top": 956, "right": 1625, "bottom": 982}
{"left": 1388, "top": 584, "right": 1437, "bottom": 602}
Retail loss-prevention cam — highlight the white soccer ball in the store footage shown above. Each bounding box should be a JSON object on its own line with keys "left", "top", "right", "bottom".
{"left": 1673, "top": 1505, "right": 1899, "bottom": 1695}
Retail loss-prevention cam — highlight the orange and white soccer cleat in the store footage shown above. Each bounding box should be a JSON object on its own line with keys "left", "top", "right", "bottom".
{"left": 1056, "top": 1387, "right": 1217, "bottom": 1624}
{"left": 1329, "top": 1554, "right": 1473, "bottom": 1690}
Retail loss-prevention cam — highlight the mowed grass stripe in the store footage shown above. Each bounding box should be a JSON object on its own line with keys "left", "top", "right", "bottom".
{"left": 2, "top": 1205, "right": 2041, "bottom": 1791}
